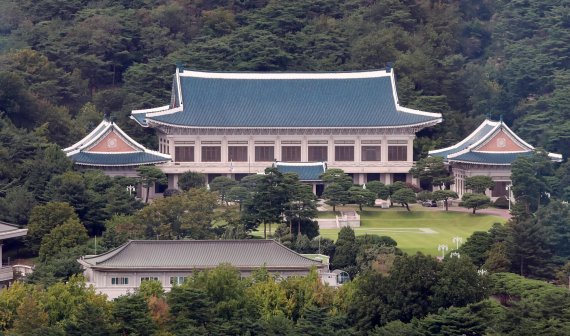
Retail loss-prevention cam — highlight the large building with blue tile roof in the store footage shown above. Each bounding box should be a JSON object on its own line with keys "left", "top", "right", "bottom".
{"left": 130, "top": 66, "right": 442, "bottom": 193}
{"left": 430, "top": 118, "right": 561, "bottom": 199}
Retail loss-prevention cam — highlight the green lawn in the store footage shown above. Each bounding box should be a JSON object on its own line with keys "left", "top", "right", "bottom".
{"left": 318, "top": 205, "right": 505, "bottom": 256}
{"left": 254, "top": 205, "right": 505, "bottom": 256}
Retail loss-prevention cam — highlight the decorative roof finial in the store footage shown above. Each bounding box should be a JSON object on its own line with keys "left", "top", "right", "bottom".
{"left": 486, "top": 112, "right": 492, "bottom": 120}
{"left": 175, "top": 61, "right": 185, "bottom": 72}
{"left": 385, "top": 62, "right": 393, "bottom": 73}
{"left": 104, "top": 112, "right": 111, "bottom": 121}
{"left": 499, "top": 114, "right": 503, "bottom": 123}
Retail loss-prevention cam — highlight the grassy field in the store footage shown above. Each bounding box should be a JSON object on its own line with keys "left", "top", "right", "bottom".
{"left": 319, "top": 206, "right": 505, "bottom": 255}
{"left": 254, "top": 205, "right": 506, "bottom": 256}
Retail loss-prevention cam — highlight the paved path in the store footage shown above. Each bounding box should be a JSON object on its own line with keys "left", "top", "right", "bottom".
{"left": 423, "top": 206, "right": 511, "bottom": 219}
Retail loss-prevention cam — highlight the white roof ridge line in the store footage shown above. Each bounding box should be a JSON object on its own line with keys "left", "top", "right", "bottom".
{"left": 429, "top": 119, "right": 498, "bottom": 155}
{"left": 275, "top": 161, "right": 326, "bottom": 167}
{"left": 466, "top": 122, "right": 504, "bottom": 150}
{"left": 132, "top": 105, "right": 170, "bottom": 114}
{"left": 179, "top": 69, "right": 392, "bottom": 79}
{"left": 74, "top": 122, "right": 115, "bottom": 151}
{"left": 63, "top": 120, "right": 110, "bottom": 152}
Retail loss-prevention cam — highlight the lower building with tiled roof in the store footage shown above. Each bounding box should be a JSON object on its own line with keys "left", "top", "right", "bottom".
{"left": 0, "top": 221, "right": 27, "bottom": 284}
{"left": 429, "top": 118, "right": 561, "bottom": 199}
{"left": 78, "top": 239, "right": 327, "bottom": 299}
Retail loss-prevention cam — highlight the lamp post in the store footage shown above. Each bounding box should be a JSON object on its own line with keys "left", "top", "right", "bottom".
{"left": 126, "top": 185, "right": 135, "bottom": 196}
{"left": 452, "top": 236, "right": 463, "bottom": 250}
{"left": 506, "top": 184, "right": 512, "bottom": 211}
{"left": 450, "top": 252, "right": 460, "bottom": 258}
{"left": 438, "top": 244, "right": 449, "bottom": 259}
{"left": 477, "top": 269, "right": 488, "bottom": 276}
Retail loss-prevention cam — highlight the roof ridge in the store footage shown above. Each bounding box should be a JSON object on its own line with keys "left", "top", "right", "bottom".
{"left": 84, "top": 240, "right": 132, "bottom": 264}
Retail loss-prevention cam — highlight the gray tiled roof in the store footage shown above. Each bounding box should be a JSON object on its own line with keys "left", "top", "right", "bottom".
{"left": 82, "top": 240, "right": 322, "bottom": 269}
{"left": 69, "top": 152, "right": 170, "bottom": 166}
{"left": 448, "top": 151, "right": 533, "bottom": 165}
{"left": 145, "top": 72, "right": 441, "bottom": 127}
{"left": 0, "top": 221, "right": 19, "bottom": 233}
{"left": 275, "top": 163, "right": 325, "bottom": 181}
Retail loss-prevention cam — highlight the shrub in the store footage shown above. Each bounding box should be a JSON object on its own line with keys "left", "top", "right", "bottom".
{"left": 494, "top": 196, "right": 509, "bottom": 209}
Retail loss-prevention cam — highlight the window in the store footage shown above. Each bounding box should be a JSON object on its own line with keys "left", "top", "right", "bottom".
{"left": 255, "top": 146, "right": 274, "bottom": 162}
{"left": 281, "top": 146, "right": 301, "bottom": 162}
{"left": 228, "top": 146, "right": 248, "bottom": 162}
{"left": 111, "top": 277, "right": 129, "bottom": 285}
{"left": 362, "top": 146, "right": 381, "bottom": 161}
{"left": 169, "top": 276, "right": 187, "bottom": 285}
{"left": 201, "top": 146, "right": 221, "bottom": 162}
{"left": 335, "top": 146, "right": 354, "bottom": 161}
{"left": 141, "top": 277, "right": 159, "bottom": 282}
{"left": 175, "top": 146, "right": 194, "bottom": 162}
{"left": 388, "top": 146, "right": 407, "bottom": 161}
{"left": 308, "top": 146, "right": 328, "bottom": 162}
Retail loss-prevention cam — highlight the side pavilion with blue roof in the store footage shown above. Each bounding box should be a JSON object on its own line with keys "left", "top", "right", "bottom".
{"left": 131, "top": 66, "right": 442, "bottom": 190}
{"left": 64, "top": 118, "right": 171, "bottom": 198}
{"left": 429, "top": 118, "right": 561, "bottom": 199}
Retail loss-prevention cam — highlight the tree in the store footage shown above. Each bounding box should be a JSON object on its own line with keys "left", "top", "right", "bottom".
{"left": 320, "top": 168, "right": 353, "bottom": 190}
{"left": 349, "top": 186, "right": 377, "bottom": 211}
{"left": 38, "top": 217, "right": 89, "bottom": 261}
{"left": 113, "top": 293, "right": 157, "bottom": 336}
{"left": 458, "top": 231, "right": 494, "bottom": 267}
{"left": 409, "top": 156, "right": 452, "bottom": 190}
{"left": 391, "top": 188, "right": 416, "bottom": 211}
{"left": 460, "top": 193, "right": 490, "bottom": 214}
{"left": 27, "top": 202, "right": 78, "bottom": 254}
{"left": 511, "top": 153, "right": 554, "bottom": 213}
{"left": 509, "top": 217, "right": 554, "bottom": 278}
{"left": 226, "top": 186, "right": 249, "bottom": 212}
{"left": 135, "top": 188, "right": 218, "bottom": 239}
{"left": 178, "top": 171, "right": 207, "bottom": 191}
{"left": 331, "top": 227, "right": 357, "bottom": 275}
{"left": 432, "top": 256, "right": 488, "bottom": 308}
{"left": 465, "top": 175, "right": 494, "bottom": 194}
{"left": 136, "top": 165, "right": 166, "bottom": 203}
{"left": 483, "top": 242, "right": 511, "bottom": 273}
{"left": 209, "top": 176, "right": 237, "bottom": 205}
{"left": 366, "top": 180, "right": 390, "bottom": 200}
{"left": 432, "top": 189, "right": 458, "bottom": 211}
{"left": 322, "top": 183, "right": 349, "bottom": 212}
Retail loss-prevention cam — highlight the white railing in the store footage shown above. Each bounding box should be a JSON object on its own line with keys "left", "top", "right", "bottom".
{"left": 0, "top": 266, "right": 13, "bottom": 282}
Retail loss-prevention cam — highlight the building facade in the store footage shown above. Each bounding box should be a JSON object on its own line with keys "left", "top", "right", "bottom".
{"left": 0, "top": 221, "right": 27, "bottom": 286}
{"left": 429, "top": 119, "right": 562, "bottom": 199}
{"left": 78, "top": 240, "right": 326, "bottom": 299}
{"left": 131, "top": 67, "right": 442, "bottom": 193}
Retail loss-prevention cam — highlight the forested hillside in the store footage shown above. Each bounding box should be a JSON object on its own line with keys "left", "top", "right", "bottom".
{"left": 1, "top": 0, "right": 569, "bottom": 156}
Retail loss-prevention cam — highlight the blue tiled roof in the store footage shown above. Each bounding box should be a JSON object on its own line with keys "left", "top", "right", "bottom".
{"left": 69, "top": 152, "right": 170, "bottom": 166}
{"left": 148, "top": 75, "right": 440, "bottom": 127}
{"left": 275, "top": 164, "right": 325, "bottom": 181}
{"left": 431, "top": 123, "right": 497, "bottom": 159}
{"left": 449, "top": 151, "right": 532, "bottom": 165}
{"left": 131, "top": 113, "right": 147, "bottom": 127}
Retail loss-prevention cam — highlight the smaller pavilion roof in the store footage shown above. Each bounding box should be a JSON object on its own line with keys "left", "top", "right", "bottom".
{"left": 0, "top": 221, "right": 27, "bottom": 240}
{"left": 79, "top": 240, "right": 323, "bottom": 270}
{"left": 64, "top": 119, "right": 171, "bottom": 167}
{"left": 274, "top": 162, "right": 326, "bottom": 181}
{"left": 429, "top": 119, "right": 562, "bottom": 165}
